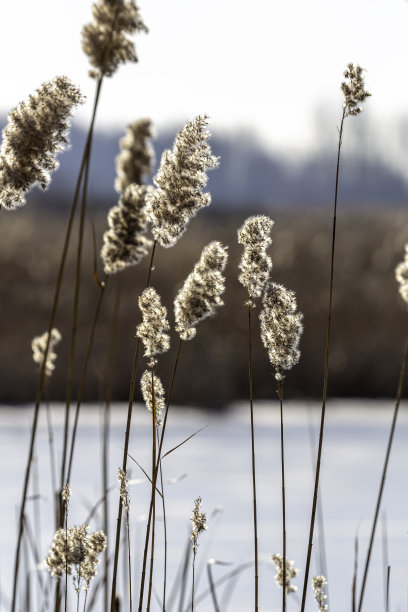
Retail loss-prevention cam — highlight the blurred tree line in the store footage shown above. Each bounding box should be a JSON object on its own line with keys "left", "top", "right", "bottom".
{"left": 1, "top": 201, "right": 407, "bottom": 407}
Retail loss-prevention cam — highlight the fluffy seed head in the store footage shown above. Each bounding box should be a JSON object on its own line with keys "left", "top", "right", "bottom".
{"left": 395, "top": 244, "right": 408, "bottom": 306}
{"left": 238, "top": 215, "right": 274, "bottom": 302}
{"left": 140, "top": 369, "right": 165, "bottom": 426}
{"left": 82, "top": 0, "right": 148, "bottom": 79}
{"left": 115, "top": 118, "right": 155, "bottom": 192}
{"left": 101, "top": 184, "right": 152, "bottom": 274}
{"left": 174, "top": 241, "right": 228, "bottom": 341}
{"left": 146, "top": 115, "right": 219, "bottom": 248}
{"left": 0, "top": 77, "right": 84, "bottom": 210}
{"left": 272, "top": 553, "right": 299, "bottom": 594}
{"left": 136, "top": 287, "right": 170, "bottom": 364}
{"left": 312, "top": 575, "right": 328, "bottom": 611}
{"left": 190, "top": 497, "right": 207, "bottom": 555}
{"left": 45, "top": 525, "right": 107, "bottom": 591}
{"left": 31, "top": 328, "right": 62, "bottom": 378}
{"left": 259, "top": 283, "right": 303, "bottom": 381}
{"left": 341, "top": 63, "right": 371, "bottom": 116}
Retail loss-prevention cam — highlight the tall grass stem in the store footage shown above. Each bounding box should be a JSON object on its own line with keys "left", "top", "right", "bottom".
{"left": 300, "top": 107, "right": 346, "bottom": 612}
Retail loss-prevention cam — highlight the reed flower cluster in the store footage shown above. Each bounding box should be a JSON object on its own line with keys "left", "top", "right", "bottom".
{"left": 190, "top": 497, "right": 207, "bottom": 554}
{"left": 146, "top": 115, "right": 219, "bottom": 248}
{"left": 82, "top": 0, "right": 148, "bottom": 79}
{"left": 260, "top": 283, "right": 303, "bottom": 381}
{"left": 140, "top": 370, "right": 165, "bottom": 426}
{"left": 238, "top": 215, "right": 274, "bottom": 303}
{"left": 174, "top": 241, "right": 228, "bottom": 340}
{"left": 341, "top": 63, "right": 371, "bottom": 116}
{"left": 312, "top": 575, "right": 328, "bottom": 611}
{"left": 101, "top": 184, "right": 152, "bottom": 274}
{"left": 31, "top": 328, "right": 62, "bottom": 378}
{"left": 136, "top": 287, "right": 171, "bottom": 365}
{"left": 272, "top": 553, "right": 299, "bottom": 594}
{"left": 395, "top": 244, "right": 408, "bottom": 306}
{"left": 115, "top": 118, "right": 155, "bottom": 192}
{"left": 117, "top": 468, "right": 130, "bottom": 514}
{"left": 45, "top": 525, "right": 107, "bottom": 591}
{"left": 0, "top": 77, "right": 83, "bottom": 210}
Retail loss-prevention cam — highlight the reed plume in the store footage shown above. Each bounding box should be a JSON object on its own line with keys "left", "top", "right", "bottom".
{"left": 259, "top": 282, "right": 303, "bottom": 382}
{"left": 146, "top": 115, "right": 219, "bottom": 248}
{"left": 312, "top": 575, "right": 328, "bottom": 611}
{"left": 115, "top": 118, "right": 155, "bottom": 192}
{"left": 82, "top": 0, "right": 148, "bottom": 79}
{"left": 136, "top": 287, "right": 171, "bottom": 365}
{"left": 0, "top": 77, "right": 83, "bottom": 210}
{"left": 31, "top": 329, "right": 62, "bottom": 378}
{"left": 46, "top": 525, "right": 107, "bottom": 591}
{"left": 190, "top": 497, "right": 207, "bottom": 611}
{"left": 101, "top": 184, "right": 152, "bottom": 274}
{"left": 272, "top": 554, "right": 299, "bottom": 594}
{"left": 174, "top": 241, "right": 228, "bottom": 340}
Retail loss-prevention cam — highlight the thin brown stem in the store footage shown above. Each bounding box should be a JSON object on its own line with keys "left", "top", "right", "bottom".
{"left": 103, "top": 276, "right": 123, "bottom": 612}
{"left": 247, "top": 300, "right": 258, "bottom": 612}
{"left": 278, "top": 381, "right": 286, "bottom": 612}
{"left": 357, "top": 340, "right": 408, "bottom": 612}
{"left": 138, "top": 339, "right": 182, "bottom": 612}
{"left": 110, "top": 241, "right": 157, "bottom": 612}
{"left": 158, "top": 448, "right": 168, "bottom": 612}
{"left": 300, "top": 107, "right": 346, "bottom": 612}
{"left": 11, "top": 76, "right": 103, "bottom": 612}
{"left": 191, "top": 552, "right": 196, "bottom": 612}
{"left": 146, "top": 371, "right": 157, "bottom": 612}
{"left": 65, "top": 281, "right": 107, "bottom": 485}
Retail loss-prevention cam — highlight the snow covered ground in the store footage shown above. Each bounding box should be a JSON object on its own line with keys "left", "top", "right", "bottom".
{"left": 1, "top": 400, "right": 407, "bottom": 611}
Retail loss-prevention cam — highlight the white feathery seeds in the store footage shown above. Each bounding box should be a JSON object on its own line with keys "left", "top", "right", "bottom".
{"left": 395, "top": 244, "right": 408, "bottom": 306}
{"left": 136, "top": 287, "right": 170, "bottom": 363}
{"left": 31, "top": 328, "right": 62, "bottom": 378}
{"left": 101, "top": 184, "right": 152, "bottom": 274}
{"left": 174, "top": 241, "right": 228, "bottom": 340}
{"left": 259, "top": 283, "right": 303, "bottom": 381}
{"left": 146, "top": 115, "right": 219, "bottom": 248}
{"left": 0, "top": 77, "right": 84, "bottom": 210}
{"left": 140, "top": 369, "right": 165, "bottom": 426}
{"left": 238, "top": 215, "right": 274, "bottom": 302}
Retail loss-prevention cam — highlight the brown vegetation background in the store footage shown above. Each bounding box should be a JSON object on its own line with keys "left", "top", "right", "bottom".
{"left": 1, "top": 200, "right": 407, "bottom": 407}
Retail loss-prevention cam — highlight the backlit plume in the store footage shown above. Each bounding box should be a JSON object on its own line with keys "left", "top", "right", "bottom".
{"left": 260, "top": 283, "right": 303, "bottom": 381}
{"left": 31, "top": 328, "right": 62, "bottom": 378}
{"left": 101, "top": 184, "right": 152, "bottom": 274}
{"left": 115, "top": 118, "right": 155, "bottom": 192}
{"left": 341, "top": 63, "right": 371, "bottom": 116}
{"left": 82, "top": 0, "right": 148, "bottom": 79}
{"left": 238, "top": 215, "right": 274, "bottom": 303}
{"left": 174, "top": 241, "right": 228, "bottom": 340}
{"left": 272, "top": 553, "right": 299, "bottom": 594}
{"left": 0, "top": 77, "right": 84, "bottom": 210}
{"left": 146, "top": 115, "right": 219, "bottom": 248}
{"left": 140, "top": 369, "right": 165, "bottom": 426}
{"left": 395, "top": 244, "right": 408, "bottom": 306}
{"left": 136, "top": 287, "right": 170, "bottom": 365}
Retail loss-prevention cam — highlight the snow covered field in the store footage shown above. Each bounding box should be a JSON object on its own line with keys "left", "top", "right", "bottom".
{"left": 1, "top": 401, "right": 407, "bottom": 611}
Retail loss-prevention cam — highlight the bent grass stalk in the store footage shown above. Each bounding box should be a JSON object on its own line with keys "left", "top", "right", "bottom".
{"left": 110, "top": 240, "right": 157, "bottom": 612}
{"left": 11, "top": 76, "right": 103, "bottom": 612}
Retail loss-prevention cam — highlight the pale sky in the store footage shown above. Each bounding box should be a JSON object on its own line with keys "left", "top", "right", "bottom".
{"left": 1, "top": 0, "right": 408, "bottom": 160}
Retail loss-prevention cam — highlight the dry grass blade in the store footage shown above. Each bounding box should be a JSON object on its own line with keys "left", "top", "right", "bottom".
{"left": 161, "top": 426, "right": 208, "bottom": 459}
{"left": 127, "top": 453, "right": 163, "bottom": 499}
